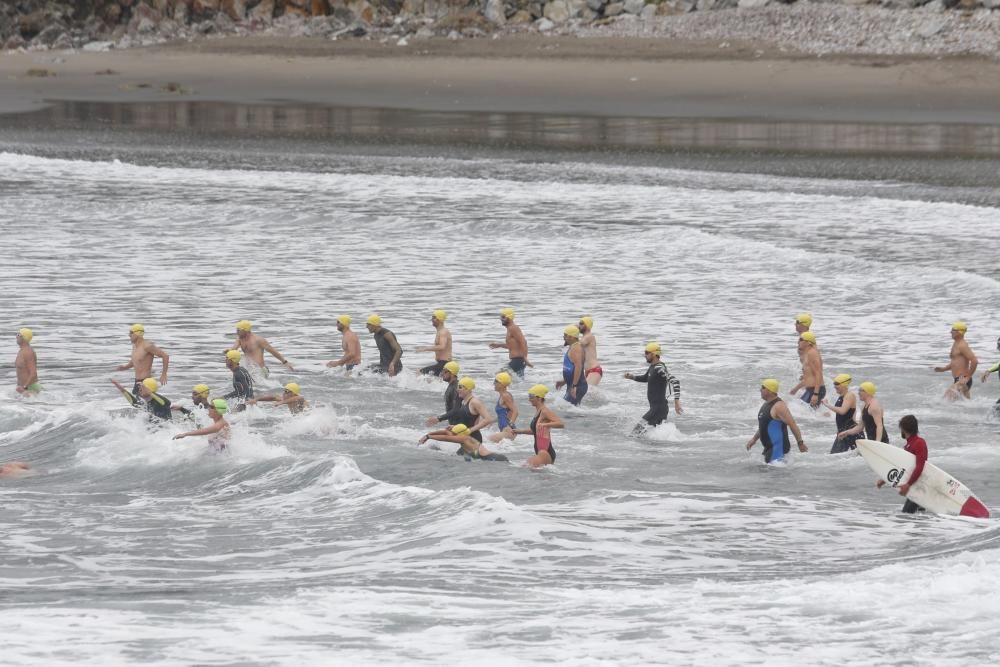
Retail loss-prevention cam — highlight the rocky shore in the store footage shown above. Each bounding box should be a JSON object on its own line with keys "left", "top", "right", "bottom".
{"left": 2, "top": 0, "right": 999, "bottom": 58}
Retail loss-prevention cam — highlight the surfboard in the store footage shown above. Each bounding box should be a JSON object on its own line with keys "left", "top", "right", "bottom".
{"left": 856, "top": 439, "right": 990, "bottom": 518}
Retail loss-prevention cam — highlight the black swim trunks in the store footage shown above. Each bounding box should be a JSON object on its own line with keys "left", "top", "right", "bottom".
{"left": 420, "top": 360, "right": 447, "bottom": 376}
{"left": 508, "top": 357, "right": 526, "bottom": 378}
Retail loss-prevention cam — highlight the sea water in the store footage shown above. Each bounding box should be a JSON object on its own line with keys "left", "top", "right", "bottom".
{"left": 1, "top": 112, "right": 1000, "bottom": 665}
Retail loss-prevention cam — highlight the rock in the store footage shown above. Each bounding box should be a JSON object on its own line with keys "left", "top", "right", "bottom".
{"left": 738, "top": 0, "right": 770, "bottom": 6}
{"left": 639, "top": 3, "right": 657, "bottom": 18}
{"left": 485, "top": 0, "right": 506, "bottom": 24}
{"left": 579, "top": 7, "right": 598, "bottom": 19}
{"left": 526, "top": 2, "right": 543, "bottom": 16}
{"left": 414, "top": 25, "right": 434, "bottom": 37}
{"left": 535, "top": 16, "right": 555, "bottom": 30}
{"left": 19, "top": 10, "right": 48, "bottom": 39}
{"left": 916, "top": 17, "right": 948, "bottom": 37}
{"left": 604, "top": 1, "right": 624, "bottom": 14}
{"left": 52, "top": 32, "right": 74, "bottom": 49}
{"left": 250, "top": 0, "right": 275, "bottom": 20}
{"left": 4, "top": 34, "right": 26, "bottom": 50}
{"left": 222, "top": 0, "right": 249, "bottom": 20}
{"left": 982, "top": 0, "right": 1000, "bottom": 7}
{"left": 623, "top": 0, "right": 645, "bottom": 12}
{"left": 396, "top": 35, "right": 408, "bottom": 45}
{"left": 922, "top": 0, "right": 946, "bottom": 9}
{"left": 34, "top": 24, "right": 65, "bottom": 47}
{"left": 586, "top": 0, "right": 605, "bottom": 9}
{"left": 657, "top": 0, "right": 695, "bottom": 13}
{"left": 215, "top": 12, "right": 235, "bottom": 31}
{"left": 544, "top": 0, "right": 571, "bottom": 21}
{"left": 195, "top": 20, "right": 216, "bottom": 34}
{"left": 508, "top": 9, "right": 533, "bottom": 23}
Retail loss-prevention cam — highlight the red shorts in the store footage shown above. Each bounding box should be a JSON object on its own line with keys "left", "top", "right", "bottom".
{"left": 586, "top": 366, "right": 603, "bottom": 377}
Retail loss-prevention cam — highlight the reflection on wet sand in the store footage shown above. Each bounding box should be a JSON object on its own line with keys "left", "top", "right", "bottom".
{"left": 8, "top": 100, "right": 1000, "bottom": 156}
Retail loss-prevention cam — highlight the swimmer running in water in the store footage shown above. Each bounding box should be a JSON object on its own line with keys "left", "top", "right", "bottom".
{"left": 224, "top": 349, "right": 254, "bottom": 411}
{"left": 326, "top": 315, "right": 361, "bottom": 373}
{"left": 624, "top": 342, "right": 682, "bottom": 436}
{"left": 15, "top": 328, "right": 40, "bottom": 395}
{"left": 578, "top": 316, "right": 602, "bottom": 386}
{"left": 111, "top": 377, "right": 173, "bottom": 421}
{"left": 415, "top": 310, "right": 453, "bottom": 376}
{"left": 117, "top": 323, "right": 169, "bottom": 395}
{"left": 789, "top": 331, "right": 825, "bottom": 407}
{"left": 425, "top": 361, "right": 463, "bottom": 427}
{"left": 248, "top": 382, "right": 309, "bottom": 414}
{"left": 226, "top": 320, "right": 293, "bottom": 378}
{"left": 821, "top": 373, "right": 859, "bottom": 453}
{"left": 556, "top": 325, "right": 587, "bottom": 406}
{"left": 838, "top": 381, "right": 889, "bottom": 444}
{"left": 511, "top": 384, "right": 563, "bottom": 467}
{"left": 171, "top": 384, "right": 211, "bottom": 417}
{"left": 366, "top": 314, "right": 403, "bottom": 376}
{"left": 488, "top": 372, "right": 519, "bottom": 443}
{"left": 173, "top": 399, "right": 231, "bottom": 451}
{"left": 489, "top": 308, "right": 530, "bottom": 378}
{"left": 934, "top": 321, "right": 978, "bottom": 400}
{"left": 746, "top": 379, "right": 807, "bottom": 463}
{"left": 418, "top": 423, "right": 510, "bottom": 462}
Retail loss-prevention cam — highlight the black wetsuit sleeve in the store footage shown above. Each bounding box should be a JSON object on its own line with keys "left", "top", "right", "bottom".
{"left": 631, "top": 369, "right": 650, "bottom": 383}
{"left": 439, "top": 404, "right": 463, "bottom": 423}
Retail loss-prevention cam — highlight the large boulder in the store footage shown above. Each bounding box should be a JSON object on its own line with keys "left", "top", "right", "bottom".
{"left": 543, "top": 0, "right": 571, "bottom": 21}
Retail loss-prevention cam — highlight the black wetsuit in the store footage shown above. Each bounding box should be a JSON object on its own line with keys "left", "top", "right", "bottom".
{"left": 830, "top": 395, "right": 859, "bottom": 454}
{"left": 629, "top": 362, "right": 680, "bottom": 427}
{"left": 130, "top": 391, "right": 172, "bottom": 421}
{"left": 862, "top": 403, "right": 889, "bottom": 443}
{"left": 225, "top": 366, "right": 254, "bottom": 411}
{"left": 373, "top": 328, "right": 403, "bottom": 374}
{"left": 437, "top": 380, "right": 462, "bottom": 425}
{"left": 757, "top": 398, "right": 789, "bottom": 463}
{"left": 456, "top": 400, "right": 484, "bottom": 443}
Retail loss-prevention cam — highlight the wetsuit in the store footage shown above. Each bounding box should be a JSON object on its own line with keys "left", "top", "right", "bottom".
{"left": 901, "top": 433, "right": 928, "bottom": 513}
{"left": 136, "top": 392, "right": 173, "bottom": 421}
{"left": 629, "top": 361, "right": 680, "bottom": 427}
{"left": 225, "top": 366, "right": 254, "bottom": 411}
{"left": 530, "top": 413, "right": 556, "bottom": 463}
{"left": 508, "top": 357, "right": 527, "bottom": 378}
{"left": 987, "top": 361, "right": 1000, "bottom": 414}
{"left": 830, "top": 395, "right": 859, "bottom": 454}
{"left": 757, "top": 398, "right": 789, "bottom": 463}
{"left": 446, "top": 400, "right": 483, "bottom": 443}
{"left": 562, "top": 346, "right": 588, "bottom": 406}
{"left": 862, "top": 403, "right": 889, "bottom": 444}
{"left": 372, "top": 328, "right": 403, "bottom": 374}
{"left": 420, "top": 359, "right": 447, "bottom": 376}
{"left": 437, "top": 380, "right": 462, "bottom": 425}
{"left": 495, "top": 396, "right": 515, "bottom": 430}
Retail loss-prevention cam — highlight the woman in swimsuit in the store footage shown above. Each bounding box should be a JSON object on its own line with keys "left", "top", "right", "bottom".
{"left": 821, "top": 373, "right": 859, "bottom": 453}
{"left": 488, "top": 371, "right": 519, "bottom": 444}
{"left": 419, "top": 423, "right": 509, "bottom": 462}
{"left": 513, "top": 384, "right": 563, "bottom": 467}
{"left": 838, "top": 381, "right": 889, "bottom": 444}
{"left": 173, "top": 399, "right": 231, "bottom": 451}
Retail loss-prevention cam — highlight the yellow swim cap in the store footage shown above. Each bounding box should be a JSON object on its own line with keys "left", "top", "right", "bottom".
{"left": 645, "top": 342, "right": 661, "bottom": 354}
{"left": 528, "top": 384, "right": 549, "bottom": 398}
{"left": 236, "top": 320, "right": 252, "bottom": 332}
{"left": 500, "top": 308, "right": 515, "bottom": 320}
{"left": 17, "top": 328, "right": 33, "bottom": 343}
{"left": 192, "top": 384, "right": 210, "bottom": 395}
{"left": 212, "top": 398, "right": 229, "bottom": 414}
{"left": 579, "top": 316, "right": 594, "bottom": 330}
{"left": 761, "top": 378, "right": 780, "bottom": 393}
{"left": 130, "top": 323, "right": 145, "bottom": 335}
{"left": 367, "top": 314, "right": 382, "bottom": 327}
{"left": 451, "top": 423, "right": 470, "bottom": 435}
{"left": 564, "top": 325, "right": 581, "bottom": 338}
{"left": 433, "top": 309, "right": 447, "bottom": 322}
{"left": 859, "top": 381, "right": 877, "bottom": 396}
{"left": 952, "top": 321, "right": 968, "bottom": 332}
{"left": 443, "top": 361, "right": 460, "bottom": 375}
{"left": 833, "top": 373, "right": 852, "bottom": 386}
{"left": 284, "top": 382, "right": 301, "bottom": 395}
{"left": 337, "top": 314, "right": 351, "bottom": 327}
{"left": 495, "top": 372, "right": 512, "bottom": 386}
{"left": 795, "top": 313, "right": 813, "bottom": 326}
{"left": 458, "top": 376, "right": 476, "bottom": 391}
{"left": 142, "top": 378, "right": 160, "bottom": 393}
{"left": 226, "top": 349, "right": 242, "bottom": 364}
{"left": 800, "top": 331, "right": 817, "bottom": 345}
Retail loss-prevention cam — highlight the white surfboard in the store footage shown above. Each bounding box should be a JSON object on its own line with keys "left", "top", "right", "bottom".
{"left": 856, "top": 439, "right": 990, "bottom": 518}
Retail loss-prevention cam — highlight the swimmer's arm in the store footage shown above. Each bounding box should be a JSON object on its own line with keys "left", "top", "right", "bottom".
{"left": 116, "top": 359, "right": 134, "bottom": 371}
{"left": 788, "top": 379, "right": 805, "bottom": 395}
{"left": 261, "top": 339, "right": 291, "bottom": 367}
{"left": 170, "top": 405, "right": 192, "bottom": 414}
{"left": 423, "top": 432, "right": 464, "bottom": 444}
{"left": 626, "top": 369, "right": 649, "bottom": 382}
{"left": 147, "top": 343, "right": 169, "bottom": 383}
{"left": 746, "top": 430, "right": 760, "bottom": 449}
{"left": 506, "top": 394, "right": 519, "bottom": 426}
{"left": 539, "top": 410, "right": 564, "bottom": 430}
{"left": 249, "top": 394, "right": 280, "bottom": 404}
{"left": 774, "top": 403, "right": 806, "bottom": 451}
{"left": 385, "top": 331, "right": 402, "bottom": 370}
{"left": 110, "top": 379, "right": 138, "bottom": 406}
{"left": 174, "top": 420, "right": 225, "bottom": 439}
{"left": 966, "top": 349, "right": 978, "bottom": 376}
{"left": 983, "top": 361, "right": 1000, "bottom": 380}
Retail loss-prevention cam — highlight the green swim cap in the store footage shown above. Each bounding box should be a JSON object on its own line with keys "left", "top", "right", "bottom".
{"left": 212, "top": 399, "right": 229, "bottom": 414}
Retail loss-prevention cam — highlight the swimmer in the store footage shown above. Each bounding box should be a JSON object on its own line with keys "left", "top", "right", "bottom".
{"left": 839, "top": 381, "right": 888, "bottom": 444}
{"left": 415, "top": 310, "right": 453, "bottom": 376}
{"left": 512, "top": 384, "right": 563, "bottom": 467}
{"left": 226, "top": 320, "right": 293, "bottom": 378}
{"left": 224, "top": 349, "right": 254, "bottom": 411}
{"left": 624, "top": 342, "right": 682, "bottom": 436}
{"left": 978, "top": 336, "right": 1000, "bottom": 414}
{"left": 488, "top": 372, "right": 520, "bottom": 443}
{"left": 170, "top": 384, "right": 211, "bottom": 416}
{"left": 117, "top": 323, "right": 169, "bottom": 394}
{"left": 326, "top": 315, "right": 361, "bottom": 373}
{"left": 0, "top": 462, "right": 31, "bottom": 478}
{"left": 418, "top": 423, "right": 510, "bottom": 462}
{"left": 425, "top": 361, "right": 462, "bottom": 427}
{"left": 173, "top": 398, "right": 231, "bottom": 451}
{"left": 111, "top": 377, "right": 173, "bottom": 421}
{"left": 489, "top": 308, "right": 530, "bottom": 379}
{"left": 555, "top": 325, "right": 587, "bottom": 406}
{"left": 821, "top": 373, "right": 859, "bottom": 453}
{"left": 789, "top": 331, "right": 825, "bottom": 407}
{"left": 15, "top": 328, "right": 40, "bottom": 394}
{"left": 248, "top": 382, "right": 309, "bottom": 414}
{"left": 746, "top": 379, "right": 807, "bottom": 463}
{"left": 365, "top": 314, "right": 403, "bottom": 376}
{"left": 578, "top": 316, "right": 603, "bottom": 386}
{"left": 935, "top": 321, "right": 978, "bottom": 399}
{"left": 876, "top": 414, "right": 927, "bottom": 514}
{"left": 448, "top": 376, "right": 494, "bottom": 443}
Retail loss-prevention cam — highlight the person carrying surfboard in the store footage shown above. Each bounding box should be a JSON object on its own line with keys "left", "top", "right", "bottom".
{"left": 746, "top": 379, "right": 807, "bottom": 463}
{"left": 875, "top": 414, "right": 927, "bottom": 514}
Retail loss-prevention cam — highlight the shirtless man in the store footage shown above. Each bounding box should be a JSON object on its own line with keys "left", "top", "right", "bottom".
{"left": 489, "top": 308, "right": 529, "bottom": 378}
{"left": 934, "top": 321, "right": 978, "bottom": 399}
{"left": 117, "top": 323, "right": 169, "bottom": 394}
{"left": 226, "top": 320, "right": 293, "bottom": 378}
{"left": 790, "top": 331, "right": 825, "bottom": 407}
{"left": 326, "top": 315, "right": 361, "bottom": 373}
{"left": 249, "top": 383, "right": 309, "bottom": 414}
{"left": 416, "top": 310, "right": 453, "bottom": 376}
{"left": 15, "top": 328, "right": 40, "bottom": 394}
{"left": 578, "top": 316, "right": 602, "bottom": 386}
